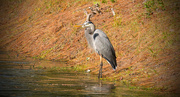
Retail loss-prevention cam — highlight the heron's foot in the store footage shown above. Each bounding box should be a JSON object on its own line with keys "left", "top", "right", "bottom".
{"left": 98, "top": 62, "right": 103, "bottom": 79}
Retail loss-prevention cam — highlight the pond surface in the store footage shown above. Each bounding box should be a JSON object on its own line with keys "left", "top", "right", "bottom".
{"left": 0, "top": 58, "right": 178, "bottom": 97}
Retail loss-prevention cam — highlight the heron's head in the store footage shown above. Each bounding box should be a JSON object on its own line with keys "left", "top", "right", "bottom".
{"left": 82, "top": 21, "right": 94, "bottom": 28}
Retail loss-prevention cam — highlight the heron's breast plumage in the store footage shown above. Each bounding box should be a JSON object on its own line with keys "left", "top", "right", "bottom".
{"left": 85, "top": 28, "right": 95, "bottom": 49}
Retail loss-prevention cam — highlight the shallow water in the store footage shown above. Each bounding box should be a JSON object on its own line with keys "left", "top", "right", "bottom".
{"left": 0, "top": 59, "right": 178, "bottom": 97}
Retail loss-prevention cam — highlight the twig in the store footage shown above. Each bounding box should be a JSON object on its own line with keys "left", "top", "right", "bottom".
{"left": 83, "top": 3, "right": 102, "bottom": 21}
{"left": 83, "top": 9, "right": 92, "bottom": 21}
{"left": 111, "top": 8, "right": 116, "bottom": 16}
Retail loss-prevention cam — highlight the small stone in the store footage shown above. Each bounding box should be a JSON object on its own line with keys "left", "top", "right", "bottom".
{"left": 86, "top": 69, "right": 91, "bottom": 73}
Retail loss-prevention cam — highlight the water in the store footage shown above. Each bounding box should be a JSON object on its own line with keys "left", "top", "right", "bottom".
{"left": 0, "top": 59, "right": 178, "bottom": 97}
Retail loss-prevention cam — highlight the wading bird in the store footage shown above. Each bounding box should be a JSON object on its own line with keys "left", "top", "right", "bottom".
{"left": 82, "top": 11, "right": 117, "bottom": 78}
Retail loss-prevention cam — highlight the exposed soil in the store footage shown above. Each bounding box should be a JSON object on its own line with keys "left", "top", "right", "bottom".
{"left": 0, "top": 0, "right": 179, "bottom": 93}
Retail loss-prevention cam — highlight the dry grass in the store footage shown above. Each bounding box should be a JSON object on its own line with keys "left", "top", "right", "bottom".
{"left": 0, "top": 0, "right": 179, "bottom": 92}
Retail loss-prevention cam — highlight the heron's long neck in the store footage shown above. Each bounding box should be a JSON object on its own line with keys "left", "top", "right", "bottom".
{"left": 85, "top": 29, "right": 94, "bottom": 49}
{"left": 90, "top": 24, "right": 95, "bottom": 32}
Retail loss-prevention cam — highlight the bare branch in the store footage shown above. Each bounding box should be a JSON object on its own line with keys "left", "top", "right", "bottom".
{"left": 88, "top": 3, "right": 102, "bottom": 15}
{"left": 83, "top": 9, "right": 88, "bottom": 15}
{"left": 111, "top": 8, "right": 116, "bottom": 16}
{"left": 83, "top": 3, "right": 102, "bottom": 22}
{"left": 94, "top": 3, "right": 102, "bottom": 14}
{"left": 89, "top": 7, "right": 97, "bottom": 15}
{"left": 83, "top": 9, "right": 92, "bottom": 21}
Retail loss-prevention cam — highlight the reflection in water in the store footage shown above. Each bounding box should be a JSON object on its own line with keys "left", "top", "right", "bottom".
{"left": 0, "top": 60, "right": 178, "bottom": 97}
{"left": 85, "top": 80, "right": 115, "bottom": 94}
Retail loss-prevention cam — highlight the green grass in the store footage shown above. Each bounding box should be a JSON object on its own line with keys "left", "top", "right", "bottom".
{"left": 102, "top": 0, "right": 107, "bottom": 3}
{"left": 110, "top": 0, "right": 116, "bottom": 3}
{"left": 113, "top": 16, "right": 122, "bottom": 27}
{"left": 144, "top": 0, "right": 165, "bottom": 17}
{"left": 39, "top": 45, "right": 57, "bottom": 59}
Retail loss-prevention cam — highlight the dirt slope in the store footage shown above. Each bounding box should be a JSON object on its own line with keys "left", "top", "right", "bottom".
{"left": 0, "top": 0, "right": 179, "bottom": 93}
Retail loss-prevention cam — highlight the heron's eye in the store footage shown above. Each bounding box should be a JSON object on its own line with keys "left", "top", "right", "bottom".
{"left": 85, "top": 23, "right": 89, "bottom": 26}
{"left": 86, "top": 22, "right": 90, "bottom": 25}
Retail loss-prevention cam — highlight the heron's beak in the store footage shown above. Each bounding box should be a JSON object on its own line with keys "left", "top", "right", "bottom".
{"left": 73, "top": 25, "right": 82, "bottom": 28}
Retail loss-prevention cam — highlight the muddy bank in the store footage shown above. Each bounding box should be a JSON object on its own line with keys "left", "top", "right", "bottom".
{"left": 0, "top": 0, "right": 179, "bottom": 93}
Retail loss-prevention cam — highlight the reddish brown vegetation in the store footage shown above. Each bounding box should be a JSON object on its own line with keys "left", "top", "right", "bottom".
{"left": 0, "top": 0, "right": 179, "bottom": 92}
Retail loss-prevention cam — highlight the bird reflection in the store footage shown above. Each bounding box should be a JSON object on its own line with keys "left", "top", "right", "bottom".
{"left": 85, "top": 80, "right": 115, "bottom": 94}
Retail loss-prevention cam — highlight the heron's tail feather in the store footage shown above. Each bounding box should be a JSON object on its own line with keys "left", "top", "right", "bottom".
{"left": 104, "top": 57, "right": 117, "bottom": 70}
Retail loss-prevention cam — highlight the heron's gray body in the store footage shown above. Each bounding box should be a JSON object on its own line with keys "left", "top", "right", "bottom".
{"left": 83, "top": 21, "right": 117, "bottom": 70}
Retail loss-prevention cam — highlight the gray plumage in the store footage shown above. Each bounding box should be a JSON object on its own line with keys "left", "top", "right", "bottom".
{"left": 82, "top": 21, "right": 117, "bottom": 70}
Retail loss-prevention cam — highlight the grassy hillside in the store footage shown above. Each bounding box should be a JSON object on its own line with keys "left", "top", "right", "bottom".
{"left": 0, "top": 0, "right": 179, "bottom": 92}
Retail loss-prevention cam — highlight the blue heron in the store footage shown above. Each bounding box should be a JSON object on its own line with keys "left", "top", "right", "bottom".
{"left": 82, "top": 13, "right": 117, "bottom": 78}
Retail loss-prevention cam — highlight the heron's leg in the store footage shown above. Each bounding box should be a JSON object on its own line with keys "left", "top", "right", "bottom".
{"left": 99, "top": 78, "right": 102, "bottom": 87}
{"left": 98, "top": 55, "right": 103, "bottom": 79}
